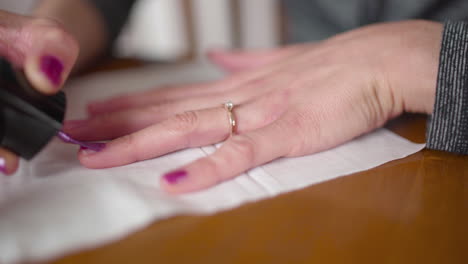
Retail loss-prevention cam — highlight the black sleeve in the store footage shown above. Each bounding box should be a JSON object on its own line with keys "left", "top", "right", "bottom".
{"left": 426, "top": 21, "right": 468, "bottom": 155}
{"left": 86, "top": 0, "right": 137, "bottom": 45}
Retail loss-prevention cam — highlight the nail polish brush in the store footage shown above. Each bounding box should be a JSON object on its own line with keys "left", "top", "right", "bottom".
{"left": 0, "top": 57, "right": 101, "bottom": 160}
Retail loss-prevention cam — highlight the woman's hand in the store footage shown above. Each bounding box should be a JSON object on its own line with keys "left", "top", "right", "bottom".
{"left": 65, "top": 20, "right": 442, "bottom": 193}
{"left": 0, "top": 10, "right": 79, "bottom": 175}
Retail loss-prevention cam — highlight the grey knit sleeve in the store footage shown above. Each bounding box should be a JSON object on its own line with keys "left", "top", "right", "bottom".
{"left": 86, "top": 0, "right": 137, "bottom": 45}
{"left": 426, "top": 21, "right": 468, "bottom": 155}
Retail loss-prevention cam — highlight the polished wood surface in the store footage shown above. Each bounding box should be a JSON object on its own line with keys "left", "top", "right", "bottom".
{"left": 51, "top": 61, "right": 468, "bottom": 264}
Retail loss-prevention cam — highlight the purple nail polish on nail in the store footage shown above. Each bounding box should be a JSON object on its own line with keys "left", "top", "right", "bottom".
{"left": 57, "top": 131, "right": 106, "bottom": 152}
{"left": 40, "top": 55, "right": 64, "bottom": 86}
{"left": 0, "top": 157, "right": 7, "bottom": 174}
{"left": 163, "top": 170, "right": 188, "bottom": 184}
{"left": 79, "top": 143, "right": 106, "bottom": 152}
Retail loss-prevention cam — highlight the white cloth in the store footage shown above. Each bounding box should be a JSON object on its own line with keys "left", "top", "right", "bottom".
{"left": 0, "top": 63, "right": 425, "bottom": 264}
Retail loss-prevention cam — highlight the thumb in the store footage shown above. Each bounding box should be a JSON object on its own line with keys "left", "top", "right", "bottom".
{"left": 22, "top": 19, "right": 79, "bottom": 94}
{"left": 207, "top": 45, "right": 305, "bottom": 73}
{"left": 0, "top": 12, "right": 79, "bottom": 94}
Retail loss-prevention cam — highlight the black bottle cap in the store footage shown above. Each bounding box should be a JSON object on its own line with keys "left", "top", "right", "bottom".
{"left": 0, "top": 58, "right": 66, "bottom": 160}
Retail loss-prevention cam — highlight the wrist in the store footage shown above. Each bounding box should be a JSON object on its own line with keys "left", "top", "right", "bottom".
{"left": 383, "top": 20, "right": 443, "bottom": 115}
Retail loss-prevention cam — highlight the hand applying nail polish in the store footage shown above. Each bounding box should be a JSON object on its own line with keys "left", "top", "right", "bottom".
{"left": 23, "top": 21, "right": 79, "bottom": 94}
{"left": 1, "top": 57, "right": 67, "bottom": 160}
{"left": 0, "top": 12, "right": 78, "bottom": 94}
{"left": 0, "top": 10, "right": 79, "bottom": 175}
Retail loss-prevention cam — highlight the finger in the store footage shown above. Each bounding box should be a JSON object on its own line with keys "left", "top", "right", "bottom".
{"left": 67, "top": 93, "right": 245, "bottom": 141}
{"left": 87, "top": 59, "right": 294, "bottom": 117}
{"left": 0, "top": 148, "right": 20, "bottom": 176}
{"left": 88, "top": 46, "right": 306, "bottom": 116}
{"left": 0, "top": 11, "right": 78, "bottom": 94}
{"left": 160, "top": 120, "right": 290, "bottom": 194}
{"left": 77, "top": 93, "right": 288, "bottom": 169}
{"left": 66, "top": 76, "right": 292, "bottom": 141}
{"left": 88, "top": 45, "right": 302, "bottom": 113}
{"left": 87, "top": 82, "right": 221, "bottom": 116}
{"left": 23, "top": 19, "right": 79, "bottom": 94}
{"left": 207, "top": 45, "right": 306, "bottom": 73}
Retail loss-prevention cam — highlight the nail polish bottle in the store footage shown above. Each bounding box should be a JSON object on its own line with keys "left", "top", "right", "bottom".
{"left": 0, "top": 58, "right": 66, "bottom": 160}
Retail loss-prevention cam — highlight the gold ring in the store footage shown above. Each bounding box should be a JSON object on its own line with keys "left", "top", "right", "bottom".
{"left": 224, "top": 100, "right": 236, "bottom": 137}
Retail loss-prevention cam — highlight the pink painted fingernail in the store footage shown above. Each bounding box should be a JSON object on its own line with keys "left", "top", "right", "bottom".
{"left": 40, "top": 55, "right": 64, "bottom": 86}
{"left": 0, "top": 157, "right": 7, "bottom": 174}
{"left": 163, "top": 170, "right": 188, "bottom": 184}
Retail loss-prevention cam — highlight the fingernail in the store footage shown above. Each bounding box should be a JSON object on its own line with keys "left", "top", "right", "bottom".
{"left": 57, "top": 131, "right": 106, "bottom": 153}
{"left": 63, "top": 120, "right": 88, "bottom": 130}
{"left": 0, "top": 157, "right": 7, "bottom": 174}
{"left": 40, "top": 55, "right": 64, "bottom": 86}
{"left": 79, "top": 143, "right": 106, "bottom": 154}
{"left": 163, "top": 170, "right": 188, "bottom": 184}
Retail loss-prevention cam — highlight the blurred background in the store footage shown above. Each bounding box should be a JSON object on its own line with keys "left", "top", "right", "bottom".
{"left": 0, "top": 0, "right": 281, "bottom": 62}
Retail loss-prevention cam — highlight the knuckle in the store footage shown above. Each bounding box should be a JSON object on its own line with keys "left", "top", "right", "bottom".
{"left": 169, "top": 111, "right": 200, "bottom": 133}
{"left": 260, "top": 91, "right": 291, "bottom": 124}
{"left": 116, "top": 134, "right": 134, "bottom": 149}
{"left": 115, "top": 134, "right": 142, "bottom": 162}
{"left": 282, "top": 111, "right": 306, "bottom": 131}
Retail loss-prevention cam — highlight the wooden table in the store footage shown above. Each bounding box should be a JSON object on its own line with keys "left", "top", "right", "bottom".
{"left": 52, "top": 62, "right": 468, "bottom": 264}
